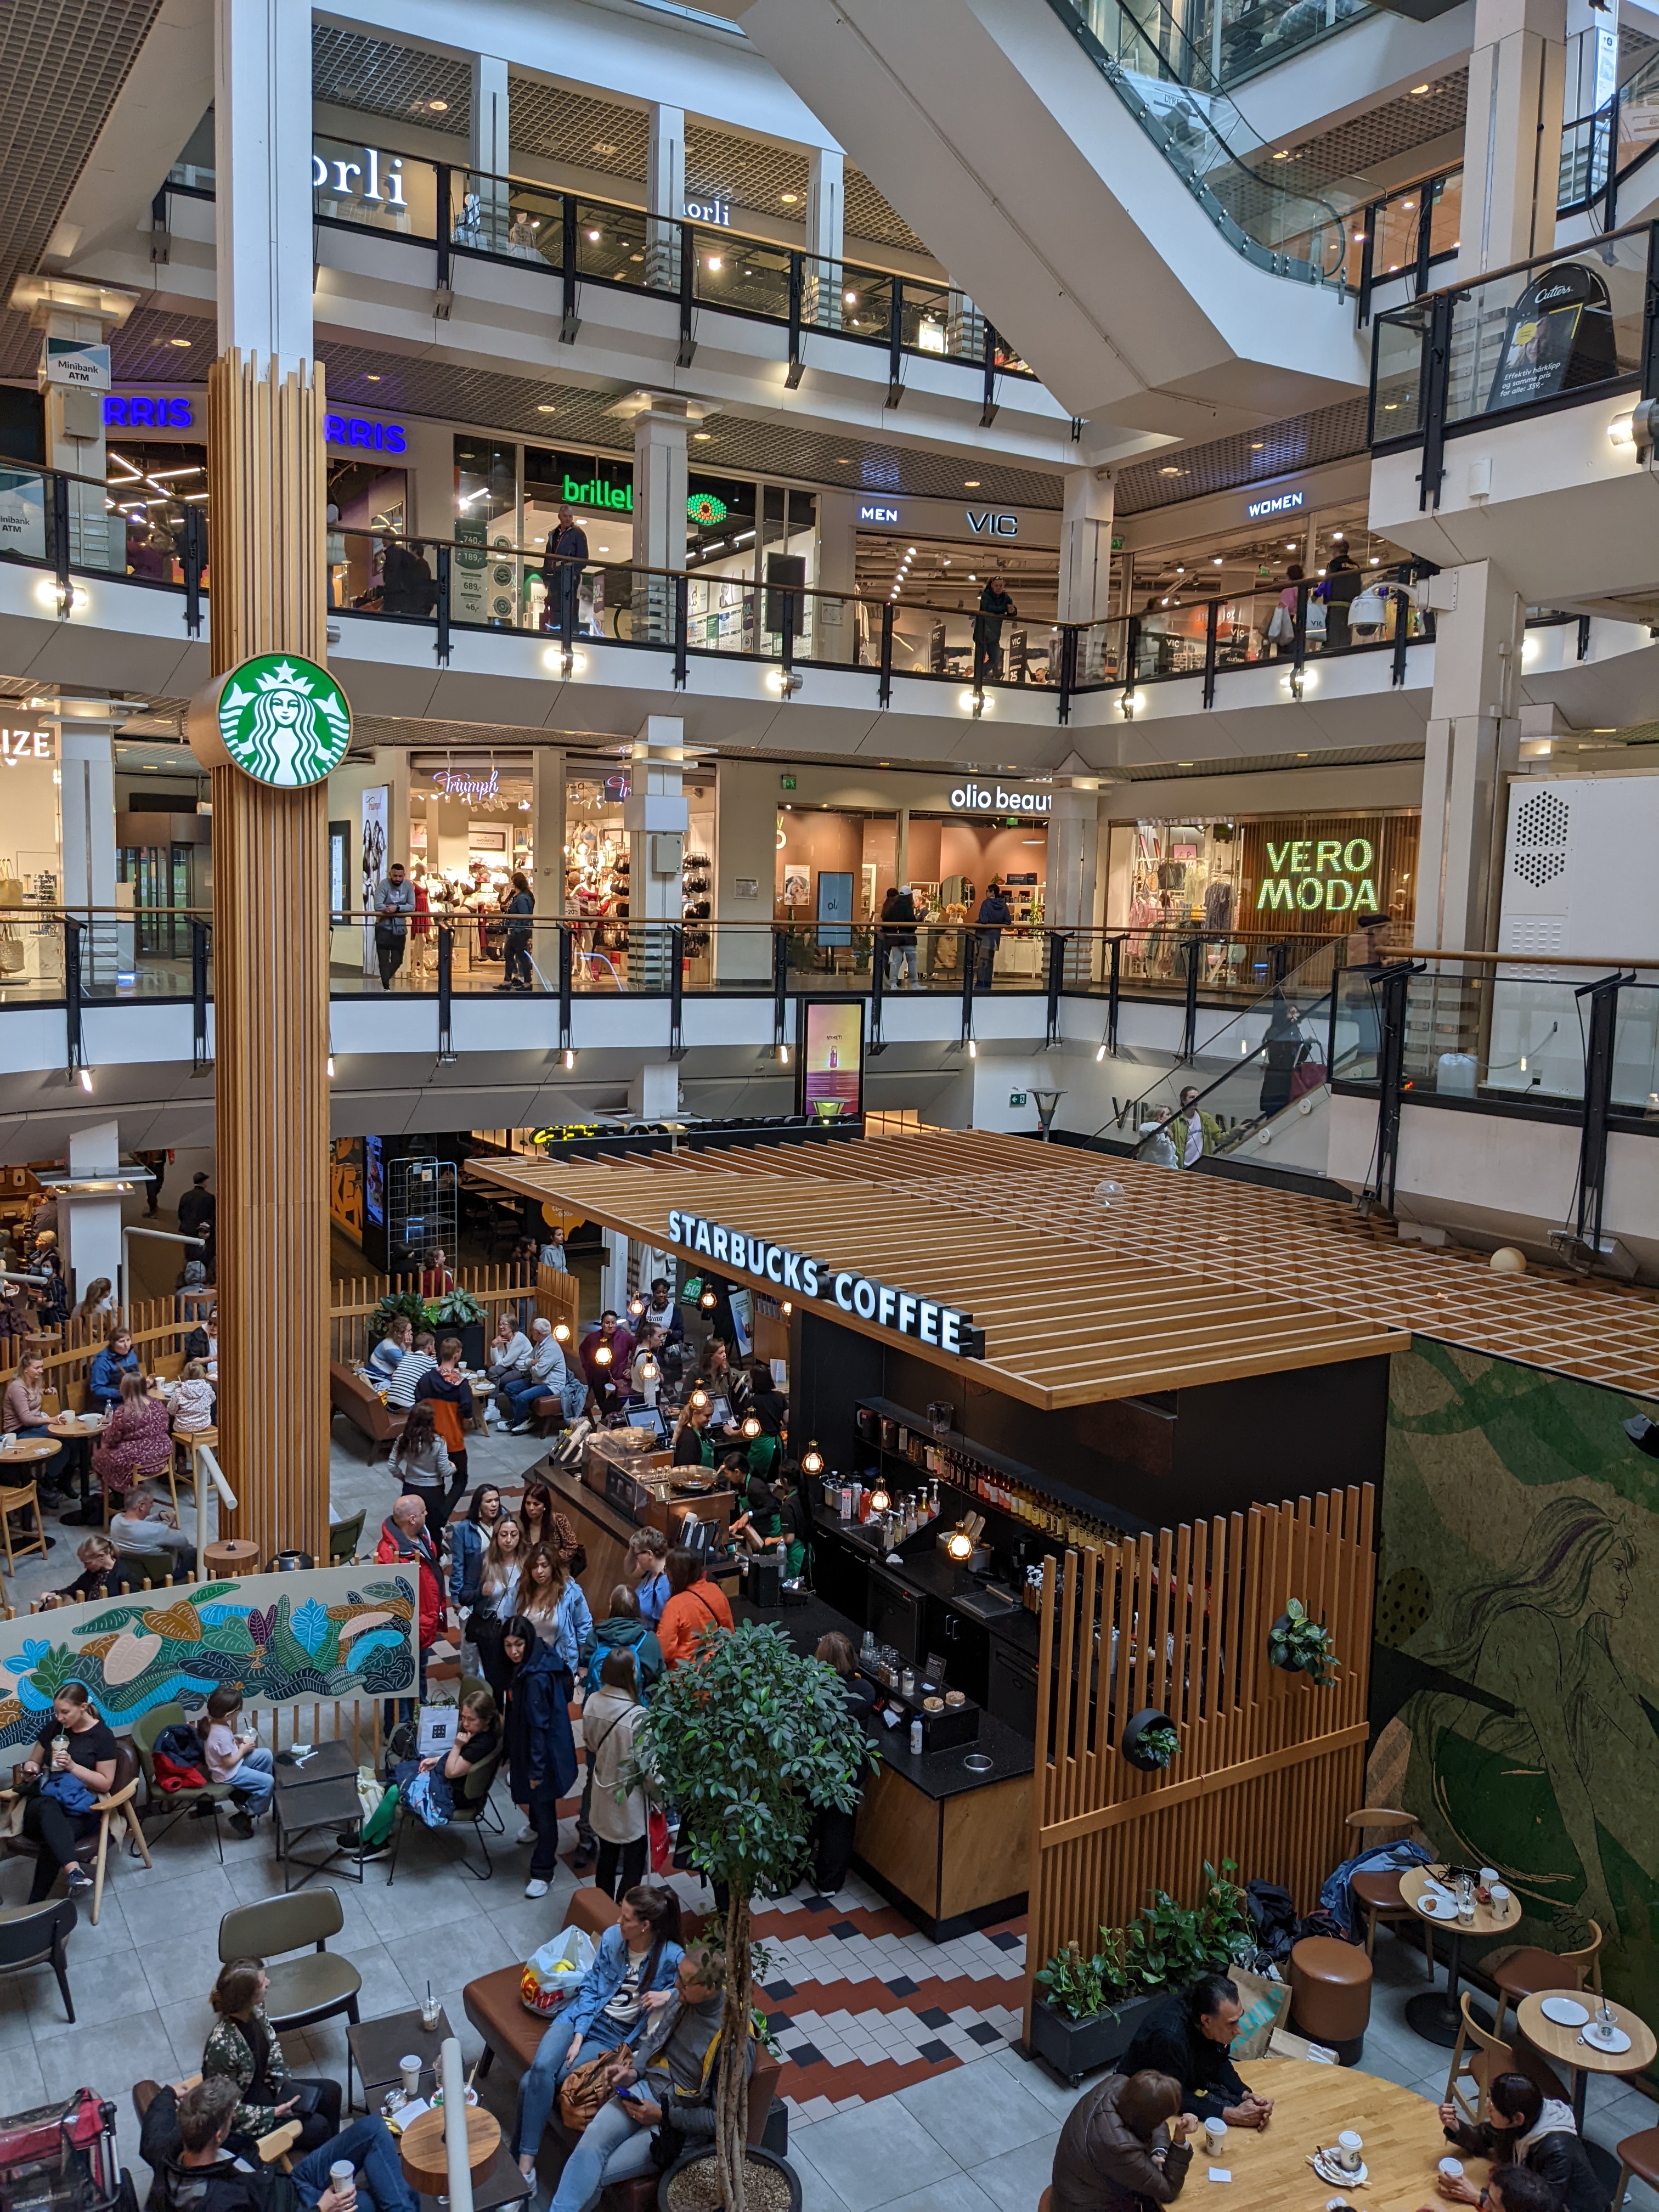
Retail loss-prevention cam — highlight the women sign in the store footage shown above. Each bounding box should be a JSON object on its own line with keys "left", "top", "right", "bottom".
{"left": 189, "top": 654, "right": 352, "bottom": 787}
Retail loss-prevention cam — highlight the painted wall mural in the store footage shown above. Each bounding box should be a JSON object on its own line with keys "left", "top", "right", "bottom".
{"left": 0, "top": 1567, "right": 416, "bottom": 1746}
{"left": 1373, "top": 1340, "right": 1659, "bottom": 2016}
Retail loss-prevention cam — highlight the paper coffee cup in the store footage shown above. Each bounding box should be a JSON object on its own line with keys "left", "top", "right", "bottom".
{"left": 1338, "top": 2132, "right": 1363, "bottom": 2170}
{"left": 1440, "top": 2158, "right": 1465, "bottom": 2180}
{"left": 399, "top": 2055, "right": 421, "bottom": 2099}
{"left": 1204, "top": 2120, "right": 1228, "bottom": 2157}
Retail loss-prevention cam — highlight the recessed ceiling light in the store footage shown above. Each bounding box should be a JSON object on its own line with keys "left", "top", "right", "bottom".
{"left": 693, "top": 431, "right": 712, "bottom": 441}
{"left": 536, "top": 404, "right": 555, "bottom": 413}
{"left": 1159, "top": 465, "right": 1182, "bottom": 476}
{"left": 592, "top": 140, "right": 617, "bottom": 155}
{"left": 1250, "top": 441, "right": 1263, "bottom": 450}
{"left": 169, "top": 337, "right": 191, "bottom": 348}
{"left": 780, "top": 191, "right": 799, "bottom": 205}
{"left": 1272, "top": 149, "right": 1290, "bottom": 160}
{"left": 963, "top": 478, "right": 980, "bottom": 488}
{"left": 1409, "top": 82, "right": 1430, "bottom": 93}
{"left": 835, "top": 457, "right": 850, "bottom": 464}
{"left": 427, "top": 98, "right": 449, "bottom": 112}
{"left": 587, "top": 228, "right": 601, "bottom": 241}
{"left": 364, "top": 373, "right": 381, "bottom": 382}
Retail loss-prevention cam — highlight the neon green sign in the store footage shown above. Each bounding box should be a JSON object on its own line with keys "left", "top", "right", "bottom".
{"left": 1257, "top": 836, "right": 1378, "bottom": 913}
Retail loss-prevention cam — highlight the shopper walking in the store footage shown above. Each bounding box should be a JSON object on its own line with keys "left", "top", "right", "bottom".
{"left": 972, "top": 571, "right": 1017, "bottom": 684}
{"left": 374, "top": 861, "right": 416, "bottom": 990}
{"left": 1267, "top": 565, "right": 1303, "bottom": 657}
{"left": 498, "top": 871, "right": 535, "bottom": 992}
{"left": 974, "top": 878, "right": 1012, "bottom": 989}
{"left": 880, "top": 882, "right": 918, "bottom": 989}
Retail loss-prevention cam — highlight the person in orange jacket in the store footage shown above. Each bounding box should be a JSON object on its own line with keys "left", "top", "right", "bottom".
{"left": 656, "top": 1544, "right": 733, "bottom": 1668}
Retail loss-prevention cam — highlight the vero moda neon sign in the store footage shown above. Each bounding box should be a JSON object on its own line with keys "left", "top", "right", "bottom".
{"left": 666, "top": 1207, "right": 985, "bottom": 1357}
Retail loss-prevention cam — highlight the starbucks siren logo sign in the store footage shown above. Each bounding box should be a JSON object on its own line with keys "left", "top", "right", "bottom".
{"left": 188, "top": 654, "right": 351, "bottom": 788}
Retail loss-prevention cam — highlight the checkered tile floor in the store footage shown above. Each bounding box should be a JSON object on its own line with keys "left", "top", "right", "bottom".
{"left": 747, "top": 1880, "right": 1028, "bottom": 2128}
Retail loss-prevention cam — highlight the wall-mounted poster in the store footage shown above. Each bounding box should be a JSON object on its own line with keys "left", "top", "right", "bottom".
{"left": 329, "top": 820, "right": 350, "bottom": 924}
{"left": 360, "top": 784, "right": 389, "bottom": 974}
{"left": 1485, "top": 263, "right": 1618, "bottom": 413}
{"left": 782, "top": 867, "right": 810, "bottom": 908}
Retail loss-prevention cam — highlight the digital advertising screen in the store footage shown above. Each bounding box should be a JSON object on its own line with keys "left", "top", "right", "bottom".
{"left": 798, "top": 999, "right": 866, "bottom": 1124}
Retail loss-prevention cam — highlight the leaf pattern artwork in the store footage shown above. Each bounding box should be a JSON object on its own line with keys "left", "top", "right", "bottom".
{"left": 0, "top": 1568, "right": 417, "bottom": 1745}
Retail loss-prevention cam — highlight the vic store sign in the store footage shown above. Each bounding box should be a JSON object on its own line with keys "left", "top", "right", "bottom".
{"left": 666, "top": 1208, "right": 985, "bottom": 1358}
{"left": 1257, "top": 836, "right": 1379, "bottom": 912}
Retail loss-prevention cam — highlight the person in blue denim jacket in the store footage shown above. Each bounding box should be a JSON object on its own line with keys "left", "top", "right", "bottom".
{"left": 514, "top": 1886, "right": 684, "bottom": 2174}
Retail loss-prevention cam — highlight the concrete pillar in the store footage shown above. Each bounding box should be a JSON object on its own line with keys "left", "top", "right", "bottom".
{"left": 533, "top": 746, "right": 566, "bottom": 942}
{"left": 601, "top": 1233, "right": 629, "bottom": 1317}
{"left": 624, "top": 714, "right": 689, "bottom": 992}
{"left": 629, "top": 1064, "right": 681, "bottom": 1118}
{"left": 1458, "top": 0, "right": 1567, "bottom": 280}
{"left": 1060, "top": 469, "right": 1116, "bottom": 684}
{"left": 60, "top": 1121, "right": 123, "bottom": 1306}
{"left": 1565, "top": 0, "right": 1618, "bottom": 199}
{"left": 1047, "top": 783, "right": 1102, "bottom": 981}
{"left": 199, "top": 0, "right": 330, "bottom": 1561}
{"left": 894, "top": 807, "right": 911, "bottom": 890}
{"left": 805, "top": 147, "right": 843, "bottom": 328}
{"left": 627, "top": 394, "right": 692, "bottom": 643}
{"left": 714, "top": 760, "right": 777, "bottom": 984}
{"left": 646, "top": 104, "right": 685, "bottom": 291}
{"left": 9, "top": 278, "right": 136, "bottom": 571}
{"left": 57, "top": 718, "right": 120, "bottom": 986}
{"left": 1415, "top": 561, "right": 1525, "bottom": 952}
{"left": 470, "top": 55, "right": 511, "bottom": 253}
{"left": 814, "top": 495, "right": 857, "bottom": 665}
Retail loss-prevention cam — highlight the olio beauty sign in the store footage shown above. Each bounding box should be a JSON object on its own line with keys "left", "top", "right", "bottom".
{"left": 666, "top": 1208, "right": 985, "bottom": 1358}
{"left": 188, "top": 654, "right": 353, "bottom": 788}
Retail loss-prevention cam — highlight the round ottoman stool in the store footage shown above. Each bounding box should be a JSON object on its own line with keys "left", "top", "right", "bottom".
{"left": 1289, "top": 1934, "right": 1373, "bottom": 2064}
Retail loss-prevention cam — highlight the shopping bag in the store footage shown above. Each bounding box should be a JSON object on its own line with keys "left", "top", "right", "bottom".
{"left": 648, "top": 1807, "right": 672, "bottom": 1875}
{"left": 521, "top": 1925, "right": 596, "bottom": 2016}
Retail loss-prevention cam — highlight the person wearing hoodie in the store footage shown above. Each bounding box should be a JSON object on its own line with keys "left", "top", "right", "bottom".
{"left": 1438, "top": 2072, "right": 1604, "bottom": 2212}
{"left": 375, "top": 1493, "right": 446, "bottom": 1706}
{"left": 583, "top": 1582, "right": 663, "bottom": 1697}
{"left": 545, "top": 1946, "right": 746, "bottom": 2212}
{"left": 501, "top": 1612, "right": 578, "bottom": 1898}
{"left": 1050, "top": 2069, "right": 1198, "bottom": 2212}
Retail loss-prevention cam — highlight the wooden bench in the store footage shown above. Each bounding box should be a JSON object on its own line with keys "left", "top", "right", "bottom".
{"left": 329, "top": 1360, "right": 407, "bottom": 1458}
{"left": 464, "top": 1888, "right": 781, "bottom": 2207}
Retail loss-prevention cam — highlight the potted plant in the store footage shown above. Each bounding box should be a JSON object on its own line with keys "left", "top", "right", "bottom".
{"left": 1268, "top": 1597, "right": 1339, "bottom": 1688}
{"left": 423, "top": 1286, "right": 487, "bottom": 1370}
{"left": 1030, "top": 1928, "right": 1149, "bottom": 2084}
{"left": 641, "top": 1619, "right": 870, "bottom": 2211}
{"left": 1121, "top": 1707, "right": 1180, "bottom": 1771}
{"left": 368, "top": 1288, "right": 427, "bottom": 1351}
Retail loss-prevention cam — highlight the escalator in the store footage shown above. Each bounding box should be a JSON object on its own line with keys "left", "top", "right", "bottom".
{"left": 736, "top": 0, "right": 1374, "bottom": 430}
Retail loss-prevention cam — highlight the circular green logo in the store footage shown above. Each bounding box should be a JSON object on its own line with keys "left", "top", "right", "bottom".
{"left": 216, "top": 654, "right": 351, "bottom": 788}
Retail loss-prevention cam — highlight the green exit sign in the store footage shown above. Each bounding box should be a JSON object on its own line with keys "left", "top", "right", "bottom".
{"left": 1111, "top": 534, "right": 1123, "bottom": 551}
{"left": 780, "top": 775, "right": 797, "bottom": 790}
{"left": 1009, "top": 1090, "right": 1028, "bottom": 1107}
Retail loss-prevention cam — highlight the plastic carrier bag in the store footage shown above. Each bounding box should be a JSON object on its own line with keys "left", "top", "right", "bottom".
{"left": 520, "top": 1926, "right": 596, "bottom": 2016}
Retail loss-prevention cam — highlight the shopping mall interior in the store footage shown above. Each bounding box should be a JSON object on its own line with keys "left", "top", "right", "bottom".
{"left": 0, "top": 2, "right": 1656, "bottom": 2208}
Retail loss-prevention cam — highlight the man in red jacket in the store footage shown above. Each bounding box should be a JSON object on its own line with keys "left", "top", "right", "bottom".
{"left": 376, "top": 1492, "right": 446, "bottom": 1711}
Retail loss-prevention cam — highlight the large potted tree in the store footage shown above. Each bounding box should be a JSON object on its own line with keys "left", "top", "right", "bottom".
{"left": 641, "top": 1619, "right": 871, "bottom": 2212}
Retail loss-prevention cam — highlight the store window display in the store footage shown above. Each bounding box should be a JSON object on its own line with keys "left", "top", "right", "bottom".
{"left": 563, "top": 767, "right": 715, "bottom": 988}
{"left": 408, "top": 755, "right": 534, "bottom": 981}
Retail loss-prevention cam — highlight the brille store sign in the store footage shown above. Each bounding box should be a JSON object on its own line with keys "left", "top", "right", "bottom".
{"left": 1246, "top": 489, "right": 1305, "bottom": 520}
{"left": 951, "top": 782, "right": 1052, "bottom": 815}
{"left": 666, "top": 1207, "right": 985, "bottom": 1358}
{"left": 1257, "top": 835, "right": 1379, "bottom": 912}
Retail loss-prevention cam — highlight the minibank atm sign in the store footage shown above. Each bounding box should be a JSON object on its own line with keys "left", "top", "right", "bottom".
{"left": 1257, "top": 836, "right": 1378, "bottom": 912}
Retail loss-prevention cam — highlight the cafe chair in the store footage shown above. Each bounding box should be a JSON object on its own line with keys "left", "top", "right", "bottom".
{"left": 218, "top": 1886, "right": 362, "bottom": 2037}
{"left": 0, "top": 1741, "right": 150, "bottom": 1926}
{"left": 132, "top": 1701, "right": 235, "bottom": 1859}
{"left": 116, "top": 1546, "right": 182, "bottom": 1590}
{"left": 1489, "top": 1920, "right": 1603, "bottom": 2046}
{"left": 329, "top": 1509, "right": 366, "bottom": 1564}
{"left": 0, "top": 1478, "right": 48, "bottom": 1573}
{"left": 1344, "top": 1806, "right": 1436, "bottom": 1976}
{"left": 1445, "top": 1990, "right": 1570, "bottom": 2122}
{"left": 0, "top": 1896, "right": 76, "bottom": 2023}
{"left": 1611, "top": 2128, "right": 1659, "bottom": 2212}
{"left": 385, "top": 1739, "right": 504, "bottom": 1885}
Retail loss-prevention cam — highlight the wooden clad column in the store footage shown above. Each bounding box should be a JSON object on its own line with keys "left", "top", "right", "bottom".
{"left": 204, "top": 0, "right": 330, "bottom": 1561}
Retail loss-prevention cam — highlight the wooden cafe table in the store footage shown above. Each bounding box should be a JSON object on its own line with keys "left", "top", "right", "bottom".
{"left": 1516, "top": 1990, "right": 1657, "bottom": 2132}
{"left": 1399, "top": 1865, "right": 1522, "bottom": 2047}
{"left": 1225, "top": 2058, "right": 1487, "bottom": 2212}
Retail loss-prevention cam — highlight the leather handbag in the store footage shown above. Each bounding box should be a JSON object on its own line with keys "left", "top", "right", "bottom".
{"left": 557, "top": 2054, "right": 618, "bottom": 2135}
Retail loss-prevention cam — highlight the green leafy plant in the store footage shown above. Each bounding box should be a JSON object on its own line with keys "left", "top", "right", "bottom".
{"left": 640, "top": 1620, "right": 870, "bottom": 2211}
{"left": 368, "top": 1290, "right": 427, "bottom": 1341}
{"left": 1042, "top": 1861, "right": 1253, "bottom": 2019}
{"left": 1138, "top": 1720, "right": 1181, "bottom": 1768}
{"left": 424, "top": 1286, "right": 484, "bottom": 1328}
{"left": 1194, "top": 1857, "right": 1254, "bottom": 1967}
{"left": 1269, "top": 1597, "right": 1340, "bottom": 1688}
{"left": 1034, "top": 1927, "right": 1131, "bottom": 2021}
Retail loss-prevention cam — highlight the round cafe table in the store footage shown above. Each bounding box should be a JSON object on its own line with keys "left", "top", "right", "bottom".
{"left": 1517, "top": 1990, "right": 1657, "bottom": 2134}
{"left": 1222, "top": 2057, "right": 1489, "bottom": 2212}
{"left": 1400, "top": 1865, "right": 1522, "bottom": 2047}
{"left": 46, "top": 1414, "right": 101, "bottom": 1518}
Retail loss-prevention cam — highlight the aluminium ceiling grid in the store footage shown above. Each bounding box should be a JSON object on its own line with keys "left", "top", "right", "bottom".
{"left": 1114, "top": 396, "right": 1372, "bottom": 514}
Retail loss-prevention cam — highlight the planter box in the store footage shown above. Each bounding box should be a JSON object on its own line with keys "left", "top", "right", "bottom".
{"left": 1029, "top": 1989, "right": 1162, "bottom": 2087}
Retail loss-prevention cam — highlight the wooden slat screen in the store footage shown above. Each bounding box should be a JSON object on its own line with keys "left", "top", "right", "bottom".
{"left": 1023, "top": 1483, "right": 1376, "bottom": 2040}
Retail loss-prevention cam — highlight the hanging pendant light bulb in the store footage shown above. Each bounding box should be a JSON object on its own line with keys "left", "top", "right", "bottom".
{"left": 741, "top": 1412, "right": 762, "bottom": 1440}
{"left": 800, "top": 1442, "right": 823, "bottom": 1476}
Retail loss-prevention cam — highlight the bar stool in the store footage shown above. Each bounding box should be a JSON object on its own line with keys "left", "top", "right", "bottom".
{"left": 1289, "top": 1934, "right": 1373, "bottom": 2064}
{"left": 1489, "top": 1920, "right": 1603, "bottom": 2045}
{"left": 1346, "top": 1807, "right": 1436, "bottom": 1974}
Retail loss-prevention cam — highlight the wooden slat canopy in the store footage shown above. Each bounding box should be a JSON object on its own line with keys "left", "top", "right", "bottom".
{"left": 475, "top": 1127, "right": 1659, "bottom": 1403}
{"left": 472, "top": 1147, "right": 1406, "bottom": 1409}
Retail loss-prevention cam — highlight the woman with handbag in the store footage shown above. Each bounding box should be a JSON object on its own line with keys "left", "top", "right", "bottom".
{"left": 583, "top": 1647, "right": 653, "bottom": 1898}
{"left": 512, "top": 1883, "right": 683, "bottom": 2179}
{"left": 201, "top": 1957, "right": 343, "bottom": 2154}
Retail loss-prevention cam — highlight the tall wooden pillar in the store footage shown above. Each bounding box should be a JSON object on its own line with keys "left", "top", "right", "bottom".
{"left": 205, "top": 353, "right": 331, "bottom": 1560}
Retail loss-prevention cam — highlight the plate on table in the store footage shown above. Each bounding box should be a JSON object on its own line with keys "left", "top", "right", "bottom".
{"left": 1581, "top": 2022, "right": 1632, "bottom": 2055}
{"left": 1540, "top": 1996, "right": 1589, "bottom": 2027}
{"left": 1419, "top": 1892, "right": 1459, "bottom": 1920}
{"left": 1313, "top": 2154, "right": 1369, "bottom": 2187}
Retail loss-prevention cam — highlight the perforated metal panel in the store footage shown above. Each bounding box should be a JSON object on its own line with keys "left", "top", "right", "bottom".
{"left": 1116, "top": 396, "right": 1372, "bottom": 514}
{"left": 1509, "top": 788, "right": 1572, "bottom": 887}
{"left": 312, "top": 26, "right": 469, "bottom": 136}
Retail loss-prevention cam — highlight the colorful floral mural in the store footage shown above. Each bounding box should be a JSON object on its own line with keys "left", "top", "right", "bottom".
{"left": 0, "top": 1566, "right": 416, "bottom": 1745}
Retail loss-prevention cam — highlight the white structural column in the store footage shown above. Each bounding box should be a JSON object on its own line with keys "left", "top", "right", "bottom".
{"left": 532, "top": 747, "right": 566, "bottom": 965}
{"left": 1457, "top": 0, "right": 1567, "bottom": 279}
{"left": 1059, "top": 468, "right": 1116, "bottom": 681}
{"left": 647, "top": 104, "right": 685, "bottom": 290}
{"left": 1047, "top": 781, "right": 1102, "bottom": 981}
{"left": 624, "top": 714, "right": 690, "bottom": 995}
{"left": 9, "top": 278, "right": 135, "bottom": 571}
{"left": 814, "top": 497, "right": 856, "bottom": 664}
{"left": 628, "top": 393, "right": 694, "bottom": 641}
{"left": 57, "top": 717, "right": 120, "bottom": 985}
{"left": 601, "top": 1234, "right": 630, "bottom": 1319}
{"left": 805, "top": 146, "right": 843, "bottom": 327}
{"left": 217, "top": 0, "right": 313, "bottom": 369}
{"left": 1415, "top": 562, "right": 1526, "bottom": 951}
{"left": 60, "top": 1121, "right": 125, "bottom": 1305}
{"left": 1565, "top": 0, "right": 1618, "bottom": 199}
{"left": 470, "top": 55, "right": 511, "bottom": 252}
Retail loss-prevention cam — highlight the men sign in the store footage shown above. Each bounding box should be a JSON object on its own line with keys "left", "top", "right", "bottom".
{"left": 189, "top": 654, "right": 352, "bottom": 788}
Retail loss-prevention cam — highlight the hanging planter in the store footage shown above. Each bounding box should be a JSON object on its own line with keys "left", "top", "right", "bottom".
{"left": 1121, "top": 1707, "right": 1180, "bottom": 1772}
{"left": 1268, "top": 1598, "right": 1340, "bottom": 1688}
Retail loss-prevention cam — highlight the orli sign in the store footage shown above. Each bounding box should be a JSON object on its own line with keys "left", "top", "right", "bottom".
{"left": 666, "top": 1207, "right": 985, "bottom": 1358}
{"left": 1256, "top": 835, "right": 1379, "bottom": 913}
{"left": 188, "top": 654, "right": 352, "bottom": 789}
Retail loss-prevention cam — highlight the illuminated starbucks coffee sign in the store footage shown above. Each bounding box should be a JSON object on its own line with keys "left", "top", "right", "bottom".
{"left": 1257, "top": 834, "right": 1378, "bottom": 913}
{"left": 665, "top": 1207, "right": 985, "bottom": 1357}
{"left": 189, "top": 655, "right": 352, "bottom": 788}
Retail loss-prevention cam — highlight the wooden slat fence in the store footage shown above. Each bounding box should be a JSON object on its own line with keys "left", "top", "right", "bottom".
{"left": 1023, "top": 1483, "right": 1376, "bottom": 2038}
